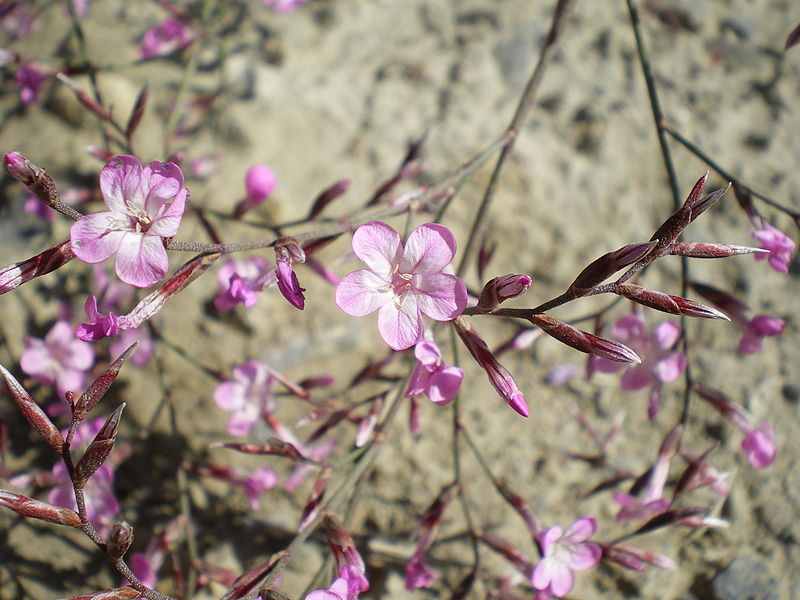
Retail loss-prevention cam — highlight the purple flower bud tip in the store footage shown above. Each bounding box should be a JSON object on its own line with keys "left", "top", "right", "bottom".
{"left": 509, "top": 393, "right": 529, "bottom": 418}
{"left": 245, "top": 164, "right": 277, "bottom": 203}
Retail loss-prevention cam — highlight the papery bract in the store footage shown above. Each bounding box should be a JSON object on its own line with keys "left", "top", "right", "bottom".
{"left": 20, "top": 320, "right": 94, "bottom": 397}
{"left": 404, "top": 340, "right": 463, "bottom": 405}
{"left": 751, "top": 224, "right": 795, "bottom": 273}
{"left": 70, "top": 155, "right": 188, "bottom": 288}
{"left": 335, "top": 221, "right": 467, "bottom": 350}
{"left": 214, "top": 361, "right": 276, "bottom": 436}
{"left": 532, "top": 517, "right": 601, "bottom": 598}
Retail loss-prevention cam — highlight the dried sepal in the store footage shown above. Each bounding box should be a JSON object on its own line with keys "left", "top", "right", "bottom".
{"left": 0, "top": 364, "right": 64, "bottom": 454}
{"left": 0, "top": 240, "right": 75, "bottom": 295}
{"left": 74, "top": 343, "right": 137, "bottom": 421}
{"left": 0, "top": 490, "right": 81, "bottom": 527}
{"left": 616, "top": 284, "right": 729, "bottom": 320}
{"left": 786, "top": 21, "right": 800, "bottom": 50}
{"left": 495, "top": 480, "right": 541, "bottom": 538}
{"left": 601, "top": 543, "right": 676, "bottom": 571}
{"left": 125, "top": 85, "right": 148, "bottom": 139}
{"left": 74, "top": 404, "right": 125, "bottom": 486}
{"left": 529, "top": 314, "right": 641, "bottom": 363}
{"left": 299, "top": 466, "right": 332, "bottom": 530}
{"left": 476, "top": 530, "right": 535, "bottom": 577}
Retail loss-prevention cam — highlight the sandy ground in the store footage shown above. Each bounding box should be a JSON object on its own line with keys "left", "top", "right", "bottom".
{"left": 1, "top": 1, "right": 798, "bottom": 599}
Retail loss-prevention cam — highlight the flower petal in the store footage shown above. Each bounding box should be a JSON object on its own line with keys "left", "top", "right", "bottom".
{"left": 99, "top": 155, "right": 144, "bottom": 212}
{"left": 141, "top": 160, "right": 184, "bottom": 215}
{"left": 564, "top": 516, "right": 597, "bottom": 542}
{"left": 413, "top": 273, "right": 467, "bottom": 321}
{"left": 71, "top": 213, "right": 126, "bottom": 263}
{"left": 652, "top": 352, "right": 686, "bottom": 382}
{"left": 114, "top": 233, "right": 168, "bottom": 288}
{"left": 428, "top": 366, "right": 464, "bottom": 404}
{"left": 400, "top": 223, "right": 457, "bottom": 274}
{"left": 651, "top": 321, "right": 681, "bottom": 350}
{"left": 620, "top": 364, "right": 652, "bottom": 390}
{"left": 335, "top": 269, "right": 392, "bottom": 316}
{"left": 351, "top": 221, "right": 402, "bottom": 279}
{"left": 414, "top": 340, "right": 442, "bottom": 368}
{"left": 214, "top": 381, "right": 245, "bottom": 410}
{"left": 148, "top": 188, "right": 188, "bottom": 237}
{"left": 377, "top": 294, "right": 423, "bottom": 350}
{"left": 568, "top": 542, "right": 602, "bottom": 572}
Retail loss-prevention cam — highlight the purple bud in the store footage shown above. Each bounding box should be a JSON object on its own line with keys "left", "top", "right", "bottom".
{"left": 74, "top": 404, "right": 125, "bottom": 486}
{"left": 107, "top": 521, "right": 134, "bottom": 560}
{"left": 476, "top": 273, "right": 533, "bottom": 313}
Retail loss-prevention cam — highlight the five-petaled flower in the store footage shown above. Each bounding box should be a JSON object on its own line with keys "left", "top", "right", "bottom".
{"left": 532, "top": 516, "right": 602, "bottom": 598}
{"left": 404, "top": 340, "right": 463, "bottom": 405}
{"left": 592, "top": 314, "right": 686, "bottom": 419}
{"left": 70, "top": 155, "right": 188, "bottom": 288}
{"left": 751, "top": 224, "right": 795, "bottom": 274}
{"left": 20, "top": 320, "right": 94, "bottom": 397}
{"left": 738, "top": 314, "right": 786, "bottom": 354}
{"left": 335, "top": 221, "right": 467, "bottom": 351}
{"left": 213, "top": 361, "right": 276, "bottom": 436}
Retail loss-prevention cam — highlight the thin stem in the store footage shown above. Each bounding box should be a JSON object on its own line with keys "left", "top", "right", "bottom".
{"left": 456, "top": 0, "right": 575, "bottom": 278}
{"left": 661, "top": 122, "right": 798, "bottom": 217}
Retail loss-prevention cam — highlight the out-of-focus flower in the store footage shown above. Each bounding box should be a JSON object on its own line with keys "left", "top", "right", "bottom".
{"left": 751, "top": 224, "right": 795, "bottom": 273}
{"left": 531, "top": 516, "right": 601, "bottom": 598}
{"left": 305, "top": 577, "right": 350, "bottom": 600}
{"left": 14, "top": 63, "right": 50, "bottom": 105}
{"left": 263, "top": 0, "right": 308, "bottom": 13}
{"left": 213, "top": 361, "right": 276, "bottom": 436}
{"left": 214, "top": 257, "right": 276, "bottom": 311}
{"left": 20, "top": 320, "right": 94, "bottom": 397}
{"left": 234, "top": 164, "right": 276, "bottom": 218}
{"left": 189, "top": 156, "right": 217, "bottom": 179}
{"left": 109, "top": 327, "right": 154, "bottom": 367}
{"left": 1, "top": 4, "right": 37, "bottom": 38}
{"left": 592, "top": 314, "right": 686, "bottom": 419}
{"left": 70, "top": 155, "right": 188, "bottom": 288}
{"left": 404, "top": 340, "right": 463, "bottom": 405}
{"left": 405, "top": 555, "right": 438, "bottom": 590}
{"left": 741, "top": 422, "right": 776, "bottom": 468}
{"left": 335, "top": 221, "right": 468, "bottom": 350}
{"left": 140, "top": 18, "right": 193, "bottom": 59}
{"left": 738, "top": 314, "right": 786, "bottom": 354}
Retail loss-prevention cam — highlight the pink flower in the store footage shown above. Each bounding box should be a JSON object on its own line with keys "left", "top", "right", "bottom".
{"left": 593, "top": 315, "right": 687, "bottom": 419}
{"left": 741, "top": 422, "right": 776, "bottom": 468}
{"left": 405, "top": 554, "right": 438, "bottom": 590}
{"left": 531, "top": 516, "right": 601, "bottom": 598}
{"left": 263, "top": 0, "right": 308, "bottom": 13}
{"left": 274, "top": 238, "right": 306, "bottom": 310}
{"left": 738, "top": 314, "right": 786, "bottom": 354}
{"left": 305, "top": 577, "right": 350, "bottom": 600}
{"left": 213, "top": 361, "right": 276, "bottom": 436}
{"left": 140, "top": 18, "right": 193, "bottom": 59}
{"left": 242, "top": 467, "right": 278, "bottom": 510}
{"left": 335, "top": 222, "right": 467, "bottom": 351}
{"left": 214, "top": 257, "right": 275, "bottom": 311}
{"left": 751, "top": 224, "right": 795, "bottom": 273}
{"left": 14, "top": 63, "right": 50, "bottom": 105}
{"left": 110, "top": 327, "right": 154, "bottom": 367}
{"left": 20, "top": 320, "right": 94, "bottom": 397}
{"left": 76, "top": 295, "right": 120, "bottom": 342}
{"left": 234, "top": 164, "right": 276, "bottom": 218}
{"left": 405, "top": 340, "right": 463, "bottom": 405}
{"left": 612, "top": 492, "right": 669, "bottom": 523}
{"left": 70, "top": 155, "right": 188, "bottom": 288}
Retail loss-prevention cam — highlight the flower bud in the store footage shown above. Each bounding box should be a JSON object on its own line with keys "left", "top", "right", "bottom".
{"left": 0, "top": 490, "right": 81, "bottom": 527}
{"left": 529, "top": 314, "right": 641, "bottom": 363}
{"left": 234, "top": 164, "right": 276, "bottom": 218}
{"left": 107, "top": 521, "right": 134, "bottom": 560}
{"left": 0, "top": 365, "right": 64, "bottom": 454}
{"left": 74, "top": 404, "right": 125, "bottom": 486}
{"left": 62, "top": 586, "right": 142, "bottom": 600}
{"left": 667, "top": 242, "right": 767, "bottom": 259}
{"left": 308, "top": 179, "right": 351, "bottom": 219}
{"left": 568, "top": 241, "right": 656, "bottom": 296}
{"left": 617, "top": 284, "right": 729, "bottom": 320}
{"left": 73, "top": 343, "right": 137, "bottom": 421}
{"left": 476, "top": 274, "right": 532, "bottom": 313}
{"left": 0, "top": 240, "right": 76, "bottom": 296}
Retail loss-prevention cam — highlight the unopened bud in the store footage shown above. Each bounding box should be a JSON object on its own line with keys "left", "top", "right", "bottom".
{"left": 568, "top": 241, "right": 656, "bottom": 296}
{"left": 307, "top": 179, "right": 350, "bottom": 219}
{"left": 74, "top": 404, "right": 125, "bottom": 486}
{"left": 0, "top": 365, "right": 64, "bottom": 454}
{"left": 234, "top": 164, "right": 276, "bottom": 218}
{"left": 62, "top": 586, "right": 142, "bottom": 600}
{"left": 476, "top": 274, "right": 532, "bottom": 313}
{"left": 529, "top": 314, "right": 641, "bottom": 363}
{"left": 617, "top": 284, "right": 729, "bottom": 320}
{"left": 0, "top": 240, "right": 76, "bottom": 296}
{"left": 667, "top": 242, "right": 767, "bottom": 259}
{"left": 0, "top": 490, "right": 81, "bottom": 527}
{"left": 107, "top": 521, "right": 134, "bottom": 560}
{"left": 74, "top": 344, "right": 137, "bottom": 421}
